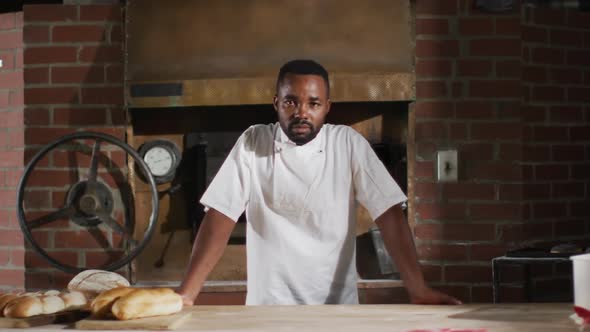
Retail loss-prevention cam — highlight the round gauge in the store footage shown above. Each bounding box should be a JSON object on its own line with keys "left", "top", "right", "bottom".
{"left": 138, "top": 140, "right": 181, "bottom": 184}
{"left": 144, "top": 146, "right": 174, "bottom": 176}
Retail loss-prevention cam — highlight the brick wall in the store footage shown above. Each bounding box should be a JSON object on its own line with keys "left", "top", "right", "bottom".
{"left": 414, "top": 0, "right": 523, "bottom": 303}
{"left": 413, "top": 0, "right": 590, "bottom": 303}
{"left": 2, "top": 0, "right": 588, "bottom": 298}
{"left": 0, "top": 11, "right": 25, "bottom": 291}
{"left": 22, "top": 4, "right": 126, "bottom": 289}
{"left": 519, "top": 6, "right": 590, "bottom": 299}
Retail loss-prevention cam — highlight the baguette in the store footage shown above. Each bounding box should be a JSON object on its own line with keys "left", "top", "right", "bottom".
{"left": 0, "top": 290, "right": 88, "bottom": 318}
{"left": 90, "top": 287, "right": 136, "bottom": 318}
{"left": 40, "top": 295, "right": 66, "bottom": 315}
{"left": 3, "top": 296, "right": 43, "bottom": 318}
{"left": 111, "top": 288, "right": 182, "bottom": 320}
{"left": 44, "top": 290, "right": 61, "bottom": 296}
{"left": 3, "top": 294, "right": 67, "bottom": 318}
{"left": 0, "top": 293, "right": 19, "bottom": 317}
{"left": 17, "top": 291, "right": 43, "bottom": 297}
{"left": 59, "top": 291, "right": 88, "bottom": 311}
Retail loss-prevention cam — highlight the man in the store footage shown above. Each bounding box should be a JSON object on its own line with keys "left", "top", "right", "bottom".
{"left": 178, "top": 60, "right": 461, "bottom": 305}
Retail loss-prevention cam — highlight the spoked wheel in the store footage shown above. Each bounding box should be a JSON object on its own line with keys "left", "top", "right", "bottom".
{"left": 17, "top": 132, "right": 159, "bottom": 274}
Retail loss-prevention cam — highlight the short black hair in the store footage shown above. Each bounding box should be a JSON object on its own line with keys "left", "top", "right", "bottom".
{"left": 276, "top": 59, "right": 330, "bottom": 97}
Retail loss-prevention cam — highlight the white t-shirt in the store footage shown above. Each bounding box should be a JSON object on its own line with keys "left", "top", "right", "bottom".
{"left": 200, "top": 122, "right": 407, "bottom": 305}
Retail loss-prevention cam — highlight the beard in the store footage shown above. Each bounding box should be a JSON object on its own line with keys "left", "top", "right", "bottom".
{"left": 286, "top": 119, "right": 318, "bottom": 145}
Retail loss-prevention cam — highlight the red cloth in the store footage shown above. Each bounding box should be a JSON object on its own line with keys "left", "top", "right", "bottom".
{"left": 574, "top": 306, "right": 590, "bottom": 325}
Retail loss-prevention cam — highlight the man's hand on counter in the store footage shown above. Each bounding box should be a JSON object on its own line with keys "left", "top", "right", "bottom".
{"left": 408, "top": 286, "right": 462, "bottom": 305}
{"left": 375, "top": 206, "right": 462, "bottom": 306}
{"left": 178, "top": 292, "right": 195, "bottom": 306}
{"left": 177, "top": 209, "right": 237, "bottom": 307}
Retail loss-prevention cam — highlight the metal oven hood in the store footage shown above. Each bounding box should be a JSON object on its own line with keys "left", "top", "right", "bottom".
{"left": 125, "top": 0, "right": 415, "bottom": 108}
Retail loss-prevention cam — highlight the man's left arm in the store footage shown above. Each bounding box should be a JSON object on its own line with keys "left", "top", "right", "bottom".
{"left": 375, "top": 204, "right": 462, "bottom": 305}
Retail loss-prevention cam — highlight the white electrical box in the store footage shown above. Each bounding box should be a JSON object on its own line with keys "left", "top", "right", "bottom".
{"left": 437, "top": 150, "right": 458, "bottom": 182}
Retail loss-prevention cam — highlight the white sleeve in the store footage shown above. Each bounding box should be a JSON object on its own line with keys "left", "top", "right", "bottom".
{"left": 199, "top": 127, "right": 253, "bottom": 222}
{"left": 350, "top": 129, "right": 407, "bottom": 220}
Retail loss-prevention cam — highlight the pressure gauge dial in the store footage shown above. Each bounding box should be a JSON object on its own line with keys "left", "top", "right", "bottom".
{"left": 144, "top": 146, "right": 174, "bottom": 176}
{"left": 138, "top": 140, "right": 181, "bottom": 184}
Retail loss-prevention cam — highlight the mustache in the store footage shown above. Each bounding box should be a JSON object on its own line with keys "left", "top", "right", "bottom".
{"left": 288, "top": 119, "right": 314, "bottom": 129}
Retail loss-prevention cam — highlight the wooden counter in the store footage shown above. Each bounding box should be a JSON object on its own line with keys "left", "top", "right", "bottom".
{"left": 137, "top": 279, "right": 409, "bottom": 305}
{"left": 136, "top": 279, "right": 405, "bottom": 293}
{"left": 11, "top": 303, "right": 578, "bottom": 332}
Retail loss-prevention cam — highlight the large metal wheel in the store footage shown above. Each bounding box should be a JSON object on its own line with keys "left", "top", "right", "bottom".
{"left": 17, "top": 132, "right": 159, "bottom": 274}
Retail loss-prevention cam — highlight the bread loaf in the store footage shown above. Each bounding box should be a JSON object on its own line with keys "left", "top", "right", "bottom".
{"left": 68, "top": 270, "right": 130, "bottom": 301}
{"left": 111, "top": 288, "right": 182, "bottom": 320}
{"left": 1, "top": 290, "right": 87, "bottom": 318}
{"left": 40, "top": 295, "right": 66, "bottom": 315}
{"left": 68, "top": 270, "right": 130, "bottom": 299}
{"left": 44, "top": 290, "right": 61, "bottom": 296}
{"left": 0, "top": 293, "right": 19, "bottom": 317}
{"left": 18, "top": 291, "right": 43, "bottom": 297}
{"left": 90, "top": 287, "right": 136, "bottom": 318}
{"left": 59, "top": 291, "right": 88, "bottom": 311}
{"left": 3, "top": 296, "right": 43, "bottom": 318}
{"left": 3, "top": 294, "right": 68, "bottom": 318}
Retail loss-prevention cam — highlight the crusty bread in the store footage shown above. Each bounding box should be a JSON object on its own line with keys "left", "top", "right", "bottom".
{"left": 90, "top": 287, "right": 136, "bottom": 318}
{"left": 111, "top": 288, "right": 182, "bottom": 320}
{"left": 18, "top": 291, "right": 43, "bottom": 297}
{"left": 0, "top": 293, "right": 19, "bottom": 317}
{"left": 68, "top": 270, "right": 130, "bottom": 300}
{"left": 44, "top": 290, "right": 61, "bottom": 296}
{"left": 3, "top": 294, "right": 67, "bottom": 318}
{"left": 0, "top": 289, "right": 89, "bottom": 318}
{"left": 3, "top": 296, "right": 43, "bottom": 318}
{"left": 40, "top": 295, "right": 65, "bottom": 315}
{"left": 59, "top": 291, "right": 88, "bottom": 311}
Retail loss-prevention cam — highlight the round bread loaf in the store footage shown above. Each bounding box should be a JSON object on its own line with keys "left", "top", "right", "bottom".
{"left": 68, "top": 270, "right": 130, "bottom": 299}
{"left": 111, "top": 288, "right": 183, "bottom": 320}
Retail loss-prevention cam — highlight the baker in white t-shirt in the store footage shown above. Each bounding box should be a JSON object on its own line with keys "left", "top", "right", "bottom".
{"left": 178, "top": 60, "right": 461, "bottom": 306}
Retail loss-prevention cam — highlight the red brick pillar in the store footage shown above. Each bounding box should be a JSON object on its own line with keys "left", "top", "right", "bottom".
{"left": 23, "top": 4, "right": 125, "bottom": 289}
{"left": 519, "top": 7, "right": 590, "bottom": 298}
{"left": 522, "top": 7, "right": 590, "bottom": 247}
{"left": 413, "top": 0, "right": 523, "bottom": 302}
{"left": 0, "top": 11, "right": 25, "bottom": 291}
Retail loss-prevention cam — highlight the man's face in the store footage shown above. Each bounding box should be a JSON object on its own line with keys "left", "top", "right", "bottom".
{"left": 273, "top": 73, "right": 331, "bottom": 145}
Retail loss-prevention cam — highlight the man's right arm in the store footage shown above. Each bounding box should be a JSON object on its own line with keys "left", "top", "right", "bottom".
{"left": 177, "top": 208, "right": 236, "bottom": 305}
